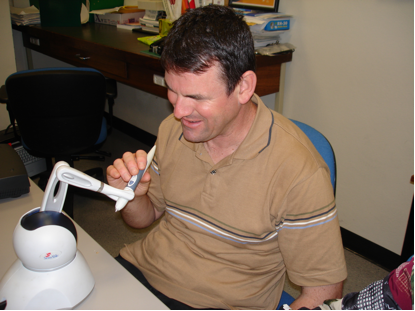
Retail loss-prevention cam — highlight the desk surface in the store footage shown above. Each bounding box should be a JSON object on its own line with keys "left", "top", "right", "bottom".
{"left": 0, "top": 179, "right": 168, "bottom": 310}
{"left": 16, "top": 23, "right": 292, "bottom": 99}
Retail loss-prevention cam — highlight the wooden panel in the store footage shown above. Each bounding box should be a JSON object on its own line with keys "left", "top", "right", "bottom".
{"left": 255, "top": 62, "right": 281, "bottom": 96}
{"left": 49, "top": 42, "right": 128, "bottom": 78}
{"left": 128, "top": 63, "right": 167, "bottom": 98}
{"left": 255, "top": 53, "right": 292, "bottom": 96}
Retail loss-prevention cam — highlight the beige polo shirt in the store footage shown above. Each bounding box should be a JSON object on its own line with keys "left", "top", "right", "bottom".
{"left": 120, "top": 94, "right": 347, "bottom": 309}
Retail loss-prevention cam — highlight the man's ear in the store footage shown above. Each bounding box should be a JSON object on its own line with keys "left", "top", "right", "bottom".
{"left": 238, "top": 70, "right": 257, "bottom": 104}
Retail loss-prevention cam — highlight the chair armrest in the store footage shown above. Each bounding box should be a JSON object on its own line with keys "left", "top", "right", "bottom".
{"left": 0, "top": 85, "right": 8, "bottom": 104}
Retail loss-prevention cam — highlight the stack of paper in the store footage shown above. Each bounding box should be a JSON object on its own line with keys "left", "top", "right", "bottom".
{"left": 10, "top": 5, "right": 40, "bottom": 26}
{"left": 117, "top": 23, "right": 142, "bottom": 30}
{"left": 140, "top": 10, "right": 164, "bottom": 24}
{"left": 256, "top": 42, "right": 296, "bottom": 56}
{"left": 243, "top": 13, "right": 291, "bottom": 48}
{"left": 136, "top": 10, "right": 164, "bottom": 33}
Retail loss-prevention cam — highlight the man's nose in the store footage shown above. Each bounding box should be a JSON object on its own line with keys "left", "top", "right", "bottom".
{"left": 173, "top": 96, "right": 193, "bottom": 119}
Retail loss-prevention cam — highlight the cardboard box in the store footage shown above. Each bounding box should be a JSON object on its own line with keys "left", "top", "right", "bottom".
{"left": 94, "top": 11, "right": 145, "bottom": 25}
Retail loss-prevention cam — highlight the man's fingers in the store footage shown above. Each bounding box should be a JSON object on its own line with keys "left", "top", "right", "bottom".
{"left": 106, "top": 165, "right": 121, "bottom": 180}
{"left": 113, "top": 156, "right": 135, "bottom": 182}
{"left": 134, "top": 150, "right": 150, "bottom": 171}
{"left": 106, "top": 150, "right": 150, "bottom": 187}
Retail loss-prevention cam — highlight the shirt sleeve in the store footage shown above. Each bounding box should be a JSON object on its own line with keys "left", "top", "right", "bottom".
{"left": 278, "top": 167, "right": 347, "bottom": 287}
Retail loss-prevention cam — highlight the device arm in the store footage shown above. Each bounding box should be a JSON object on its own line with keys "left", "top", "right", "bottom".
{"left": 56, "top": 165, "right": 135, "bottom": 204}
{"left": 40, "top": 161, "right": 135, "bottom": 213}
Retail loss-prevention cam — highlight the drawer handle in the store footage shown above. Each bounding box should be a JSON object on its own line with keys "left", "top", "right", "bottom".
{"left": 75, "top": 54, "right": 90, "bottom": 60}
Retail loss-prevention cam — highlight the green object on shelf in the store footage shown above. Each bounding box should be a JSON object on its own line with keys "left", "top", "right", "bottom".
{"left": 30, "top": 0, "right": 125, "bottom": 25}
{"left": 38, "top": 0, "right": 82, "bottom": 26}
{"left": 89, "top": 0, "right": 124, "bottom": 10}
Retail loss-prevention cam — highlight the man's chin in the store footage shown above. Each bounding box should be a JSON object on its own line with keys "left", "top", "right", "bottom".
{"left": 182, "top": 134, "right": 202, "bottom": 143}
{"left": 182, "top": 130, "right": 208, "bottom": 143}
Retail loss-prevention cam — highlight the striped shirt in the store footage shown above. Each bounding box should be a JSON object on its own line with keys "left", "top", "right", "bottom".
{"left": 120, "top": 94, "right": 347, "bottom": 309}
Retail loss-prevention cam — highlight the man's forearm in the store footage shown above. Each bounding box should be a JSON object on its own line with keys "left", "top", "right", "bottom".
{"left": 120, "top": 194, "right": 159, "bottom": 229}
{"left": 289, "top": 282, "right": 343, "bottom": 310}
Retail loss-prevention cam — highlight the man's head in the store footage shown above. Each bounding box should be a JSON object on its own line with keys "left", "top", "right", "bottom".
{"left": 160, "top": 5, "right": 256, "bottom": 96}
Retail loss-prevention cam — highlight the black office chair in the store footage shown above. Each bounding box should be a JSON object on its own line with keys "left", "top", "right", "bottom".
{"left": 105, "top": 77, "right": 117, "bottom": 134}
{"left": 1, "top": 67, "right": 110, "bottom": 218}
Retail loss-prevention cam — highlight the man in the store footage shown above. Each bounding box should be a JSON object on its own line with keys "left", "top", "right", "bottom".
{"left": 107, "top": 5, "right": 347, "bottom": 309}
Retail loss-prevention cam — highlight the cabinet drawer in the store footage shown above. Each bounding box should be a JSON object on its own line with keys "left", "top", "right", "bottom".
{"left": 50, "top": 42, "right": 128, "bottom": 79}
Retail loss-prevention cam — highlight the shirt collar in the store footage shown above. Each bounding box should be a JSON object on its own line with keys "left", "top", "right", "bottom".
{"left": 233, "top": 93, "right": 274, "bottom": 160}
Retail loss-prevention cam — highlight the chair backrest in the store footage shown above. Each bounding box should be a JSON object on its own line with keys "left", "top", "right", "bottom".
{"left": 290, "top": 119, "right": 336, "bottom": 194}
{"left": 6, "top": 68, "right": 106, "bottom": 158}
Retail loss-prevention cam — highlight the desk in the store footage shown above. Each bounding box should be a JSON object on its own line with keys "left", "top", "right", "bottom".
{"left": 0, "top": 179, "right": 168, "bottom": 310}
{"left": 14, "top": 23, "right": 292, "bottom": 113}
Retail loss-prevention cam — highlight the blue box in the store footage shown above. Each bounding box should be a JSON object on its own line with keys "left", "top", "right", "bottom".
{"left": 263, "top": 19, "right": 290, "bottom": 31}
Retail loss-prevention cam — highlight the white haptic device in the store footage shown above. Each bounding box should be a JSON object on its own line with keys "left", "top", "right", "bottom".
{"left": 0, "top": 146, "right": 156, "bottom": 309}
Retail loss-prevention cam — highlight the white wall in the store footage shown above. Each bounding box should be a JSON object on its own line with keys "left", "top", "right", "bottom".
{"left": 6, "top": 0, "right": 414, "bottom": 255}
{"left": 0, "top": 1, "right": 18, "bottom": 129}
{"left": 275, "top": 0, "right": 414, "bottom": 255}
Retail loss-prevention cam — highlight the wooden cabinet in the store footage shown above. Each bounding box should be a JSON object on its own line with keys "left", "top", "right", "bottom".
{"left": 17, "top": 23, "right": 292, "bottom": 100}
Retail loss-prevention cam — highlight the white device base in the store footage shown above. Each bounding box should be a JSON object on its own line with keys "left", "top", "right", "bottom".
{"left": 0, "top": 250, "right": 94, "bottom": 310}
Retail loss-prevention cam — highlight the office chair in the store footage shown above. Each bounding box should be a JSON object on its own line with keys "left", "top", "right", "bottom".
{"left": 276, "top": 120, "right": 337, "bottom": 309}
{"left": 291, "top": 119, "right": 336, "bottom": 194}
{"left": 105, "top": 77, "right": 117, "bottom": 134}
{"left": 1, "top": 67, "right": 109, "bottom": 219}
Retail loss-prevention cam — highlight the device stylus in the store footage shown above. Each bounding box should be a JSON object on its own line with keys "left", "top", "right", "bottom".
{"left": 115, "top": 145, "right": 156, "bottom": 212}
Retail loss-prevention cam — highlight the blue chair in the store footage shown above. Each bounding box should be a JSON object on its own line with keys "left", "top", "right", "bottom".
{"left": 277, "top": 290, "right": 296, "bottom": 309}
{"left": 1, "top": 67, "right": 109, "bottom": 218}
{"left": 291, "top": 119, "right": 337, "bottom": 195}
{"left": 277, "top": 120, "right": 337, "bottom": 309}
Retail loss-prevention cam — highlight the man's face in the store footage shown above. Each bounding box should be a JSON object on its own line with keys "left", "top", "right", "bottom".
{"left": 165, "top": 65, "right": 241, "bottom": 144}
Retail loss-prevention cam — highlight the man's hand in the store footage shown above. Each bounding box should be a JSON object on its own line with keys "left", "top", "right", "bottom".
{"left": 289, "top": 282, "right": 343, "bottom": 310}
{"left": 107, "top": 150, "right": 152, "bottom": 197}
{"left": 107, "top": 150, "right": 160, "bottom": 228}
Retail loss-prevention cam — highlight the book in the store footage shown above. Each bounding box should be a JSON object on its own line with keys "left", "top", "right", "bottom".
{"left": 139, "top": 17, "right": 159, "bottom": 27}
{"left": 133, "top": 26, "right": 159, "bottom": 34}
{"left": 244, "top": 13, "right": 291, "bottom": 32}
{"left": 139, "top": 22, "right": 159, "bottom": 29}
{"left": 118, "top": 21, "right": 159, "bottom": 33}
{"left": 142, "top": 10, "right": 166, "bottom": 21}
{"left": 142, "top": 25, "right": 159, "bottom": 33}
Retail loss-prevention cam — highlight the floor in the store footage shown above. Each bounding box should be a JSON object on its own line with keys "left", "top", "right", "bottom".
{"left": 33, "top": 128, "right": 390, "bottom": 301}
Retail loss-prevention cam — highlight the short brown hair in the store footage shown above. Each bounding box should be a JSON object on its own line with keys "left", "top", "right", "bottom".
{"left": 160, "top": 5, "right": 256, "bottom": 95}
